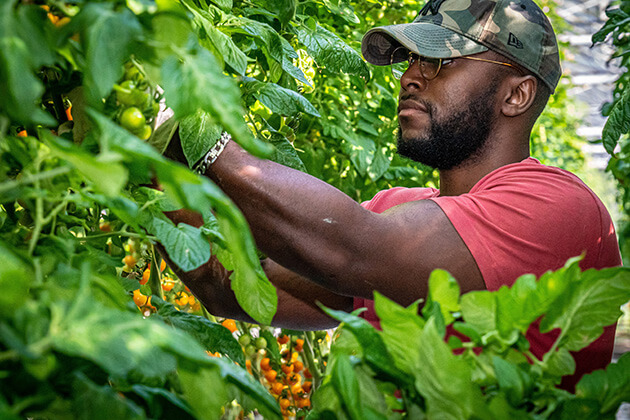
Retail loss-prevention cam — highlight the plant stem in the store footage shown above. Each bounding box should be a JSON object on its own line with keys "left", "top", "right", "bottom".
{"left": 0, "top": 167, "right": 71, "bottom": 196}
{"left": 302, "top": 331, "right": 322, "bottom": 388}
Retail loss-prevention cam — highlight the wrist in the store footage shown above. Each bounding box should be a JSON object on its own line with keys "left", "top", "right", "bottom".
{"left": 194, "top": 131, "right": 231, "bottom": 175}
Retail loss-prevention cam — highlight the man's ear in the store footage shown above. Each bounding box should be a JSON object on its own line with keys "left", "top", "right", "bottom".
{"left": 501, "top": 75, "right": 537, "bottom": 117}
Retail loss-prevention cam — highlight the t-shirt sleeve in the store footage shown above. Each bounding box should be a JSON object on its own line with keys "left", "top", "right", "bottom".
{"left": 431, "top": 163, "right": 620, "bottom": 290}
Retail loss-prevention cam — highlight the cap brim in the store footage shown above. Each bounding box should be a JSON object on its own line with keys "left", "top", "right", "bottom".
{"left": 362, "top": 22, "right": 488, "bottom": 65}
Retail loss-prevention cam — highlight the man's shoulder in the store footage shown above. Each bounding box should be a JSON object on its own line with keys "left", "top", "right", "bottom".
{"left": 473, "top": 157, "right": 590, "bottom": 194}
{"left": 362, "top": 186, "right": 440, "bottom": 214}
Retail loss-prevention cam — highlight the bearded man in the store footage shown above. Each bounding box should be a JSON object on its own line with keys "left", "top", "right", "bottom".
{"left": 162, "top": 0, "right": 621, "bottom": 390}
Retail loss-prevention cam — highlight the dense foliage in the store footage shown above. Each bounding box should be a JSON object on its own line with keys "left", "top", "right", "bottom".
{"left": 0, "top": 0, "right": 627, "bottom": 418}
{"left": 595, "top": 0, "right": 630, "bottom": 264}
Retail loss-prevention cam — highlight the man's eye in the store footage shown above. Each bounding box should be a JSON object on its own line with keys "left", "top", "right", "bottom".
{"left": 442, "top": 59, "right": 454, "bottom": 66}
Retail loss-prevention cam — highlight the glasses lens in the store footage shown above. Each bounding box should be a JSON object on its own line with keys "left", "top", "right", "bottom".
{"left": 390, "top": 47, "right": 409, "bottom": 80}
{"left": 420, "top": 57, "right": 441, "bottom": 80}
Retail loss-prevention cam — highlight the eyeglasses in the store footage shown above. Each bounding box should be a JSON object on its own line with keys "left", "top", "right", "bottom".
{"left": 390, "top": 46, "right": 522, "bottom": 80}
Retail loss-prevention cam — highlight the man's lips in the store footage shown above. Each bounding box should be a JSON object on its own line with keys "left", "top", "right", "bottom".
{"left": 398, "top": 100, "right": 429, "bottom": 116}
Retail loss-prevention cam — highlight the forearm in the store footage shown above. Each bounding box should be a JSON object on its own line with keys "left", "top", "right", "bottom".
{"left": 160, "top": 208, "right": 352, "bottom": 330}
{"left": 207, "top": 141, "right": 377, "bottom": 296}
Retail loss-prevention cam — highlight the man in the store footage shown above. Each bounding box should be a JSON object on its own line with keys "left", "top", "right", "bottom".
{"left": 163, "top": 0, "right": 621, "bottom": 390}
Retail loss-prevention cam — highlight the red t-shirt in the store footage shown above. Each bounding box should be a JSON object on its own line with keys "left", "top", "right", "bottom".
{"left": 354, "top": 157, "right": 621, "bottom": 390}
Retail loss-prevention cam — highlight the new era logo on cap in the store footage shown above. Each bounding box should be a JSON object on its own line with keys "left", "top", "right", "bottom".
{"left": 508, "top": 33, "right": 524, "bottom": 49}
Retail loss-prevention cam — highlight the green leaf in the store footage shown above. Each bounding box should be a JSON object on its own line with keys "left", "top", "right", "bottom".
{"left": 460, "top": 290, "right": 496, "bottom": 334}
{"left": 321, "top": 0, "right": 360, "bottom": 24}
{"left": 161, "top": 47, "right": 272, "bottom": 157}
{"left": 268, "top": 136, "right": 307, "bottom": 172}
{"left": 143, "top": 214, "right": 211, "bottom": 272}
{"left": 543, "top": 347, "right": 576, "bottom": 378}
{"left": 373, "top": 292, "right": 425, "bottom": 376}
{"left": 225, "top": 17, "right": 311, "bottom": 86}
{"left": 178, "top": 364, "right": 229, "bottom": 420}
{"left": 492, "top": 357, "right": 532, "bottom": 407}
{"left": 0, "top": 240, "right": 32, "bottom": 318}
{"left": 79, "top": 4, "right": 142, "bottom": 105}
{"left": 540, "top": 266, "right": 630, "bottom": 352}
{"left": 179, "top": 110, "right": 223, "bottom": 168}
{"left": 0, "top": 1, "right": 54, "bottom": 126}
{"left": 155, "top": 298, "right": 245, "bottom": 366}
{"left": 243, "top": 78, "right": 320, "bottom": 117}
{"left": 205, "top": 25, "right": 248, "bottom": 75}
{"left": 415, "top": 318, "right": 491, "bottom": 420}
{"left": 425, "top": 269, "right": 460, "bottom": 325}
{"left": 576, "top": 352, "right": 630, "bottom": 415}
{"left": 602, "top": 86, "right": 630, "bottom": 154}
{"left": 296, "top": 24, "right": 369, "bottom": 80}
{"left": 320, "top": 304, "right": 409, "bottom": 385}
{"left": 72, "top": 373, "right": 146, "bottom": 420}
{"left": 45, "top": 133, "right": 128, "bottom": 197}
{"left": 331, "top": 355, "right": 363, "bottom": 420}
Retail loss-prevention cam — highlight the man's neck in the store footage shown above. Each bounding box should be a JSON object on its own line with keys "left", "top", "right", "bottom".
{"left": 438, "top": 141, "right": 530, "bottom": 196}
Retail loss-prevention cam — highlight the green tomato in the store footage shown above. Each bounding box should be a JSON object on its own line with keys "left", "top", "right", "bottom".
{"left": 255, "top": 336, "right": 267, "bottom": 350}
{"left": 245, "top": 344, "right": 257, "bottom": 357}
{"left": 120, "top": 107, "right": 146, "bottom": 132}
{"left": 117, "top": 80, "right": 148, "bottom": 107}
{"left": 136, "top": 124, "right": 152, "bottom": 140}
{"left": 238, "top": 334, "right": 252, "bottom": 347}
{"left": 124, "top": 66, "right": 141, "bottom": 81}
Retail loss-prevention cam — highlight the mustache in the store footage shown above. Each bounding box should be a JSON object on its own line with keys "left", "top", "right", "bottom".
{"left": 398, "top": 93, "right": 434, "bottom": 116}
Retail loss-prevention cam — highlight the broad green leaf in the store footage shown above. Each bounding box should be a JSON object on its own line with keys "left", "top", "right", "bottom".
{"left": 576, "top": 352, "right": 630, "bottom": 415}
{"left": 373, "top": 292, "right": 425, "bottom": 376}
{"left": 155, "top": 298, "right": 245, "bottom": 366}
{"left": 45, "top": 133, "right": 128, "bottom": 197}
{"left": 16, "top": 6, "right": 57, "bottom": 68}
{"left": 179, "top": 110, "right": 223, "bottom": 168}
{"left": 268, "top": 136, "right": 307, "bottom": 172}
{"left": 205, "top": 25, "right": 248, "bottom": 75}
{"left": 426, "top": 269, "right": 460, "bottom": 325}
{"left": 161, "top": 48, "right": 272, "bottom": 157}
{"left": 602, "top": 86, "right": 630, "bottom": 154}
{"left": 338, "top": 131, "right": 375, "bottom": 177}
{"left": 540, "top": 266, "right": 630, "bottom": 352}
{"left": 79, "top": 4, "right": 142, "bottom": 105}
{"left": 331, "top": 355, "right": 363, "bottom": 420}
{"left": 0, "top": 240, "right": 32, "bottom": 318}
{"left": 148, "top": 116, "right": 179, "bottom": 155}
{"left": 543, "top": 347, "right": 576, "bottom": 378}
{"left": 0, "top": 3, "right": 54, "bottom": 126}
{"left": 72, "top": 373, "right": 146, "bottom": 420}
{"left": 207, "top": 0, "right": 232, "bottom": 10}
{"left": 415, "top": 319, "right": 492, "bottom": 420}
{"left": 243, "top": 78, "right": 320, "bottom": 117}
{"left": 492, "top": 357, "right": 531, "bottom": 407}
{"left": 144, "top": 214, "right": 211, "bottom": 272}
{"left": 321, "top": 305, "right": 409, "bottom": 385}
{"left": 225, "top": 17, "right": 311, "bottom": 86}
{"left": 367, "top": 147, "right": 391, "bottom": 182}
{"left": 296, "top": 24, "right": 369, "bottom": 80}
{"left": 460, "top": 290, "right": 496, "bottom": 333}
{"left": 321, "top": 0, "right": 360, "bottom": 24}
{"left": 178, "top": 364, "right": 229, "bottom": 420}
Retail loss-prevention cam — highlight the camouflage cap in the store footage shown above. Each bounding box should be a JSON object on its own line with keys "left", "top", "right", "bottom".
{"left": 362, "top": 0, "right": 561, "bottom": 92}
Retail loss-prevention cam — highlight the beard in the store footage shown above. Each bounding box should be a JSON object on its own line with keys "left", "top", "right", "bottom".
{"left": 396, "top": 84, "right": 499, "bottom": 171}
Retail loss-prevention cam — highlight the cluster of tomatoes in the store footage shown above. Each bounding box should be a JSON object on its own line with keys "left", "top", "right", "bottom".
{"left": 220, "top": 320, "right": 331, "bottom": 419}
{"left": 114, "top": 61, "right": 160, "bottom": 141}
{"left": 119, "top": 240, "right": 201, "bottom": 316}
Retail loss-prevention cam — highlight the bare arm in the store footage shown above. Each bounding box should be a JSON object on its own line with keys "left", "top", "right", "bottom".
{"left": 160, "top": 208, "right": 353, "bottom": 330}
{"left": 207, "top": 141, "right": 484, "bottom": 306}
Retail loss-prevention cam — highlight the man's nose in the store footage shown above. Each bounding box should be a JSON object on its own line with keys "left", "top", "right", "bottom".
{"left": 400, "top": 63, "right": 429, "bottom": 92}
